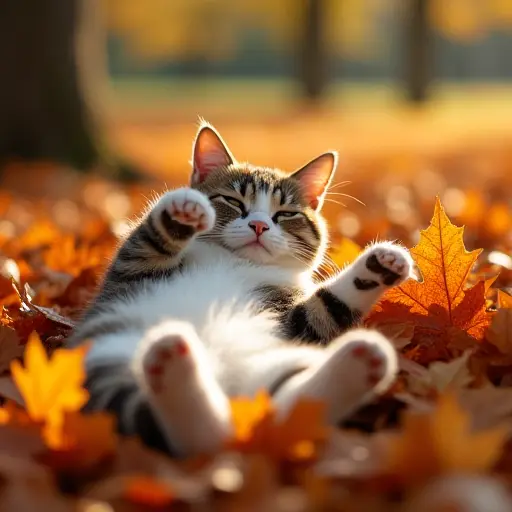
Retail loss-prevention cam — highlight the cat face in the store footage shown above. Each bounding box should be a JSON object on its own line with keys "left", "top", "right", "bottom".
{"left": 191, "top": 121, "right": 337, "bottom": 270}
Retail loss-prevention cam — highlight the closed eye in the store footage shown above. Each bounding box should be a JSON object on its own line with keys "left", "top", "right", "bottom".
{"left": 211, "top": 194, "right": 247, "bottom": 214}
{"left": 273, "top": 211, "right": 301, "bottom": 222}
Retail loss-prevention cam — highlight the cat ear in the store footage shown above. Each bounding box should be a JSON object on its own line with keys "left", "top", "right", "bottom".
{"left": 191, "top": 121, "right": 235, "bottom": 185}
{"left": 290, "top": 152, "right": 338, "bottom": 210}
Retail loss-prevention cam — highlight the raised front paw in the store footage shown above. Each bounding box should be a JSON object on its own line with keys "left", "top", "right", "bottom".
{"left": 155, "top": 187, "right": 216, "bottom": 235}
{"left": 357, "top": 242, "right": 414, "bottom": 288}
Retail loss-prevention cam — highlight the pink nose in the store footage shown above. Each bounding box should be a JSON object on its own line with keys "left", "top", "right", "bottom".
{"left": 249, "top": 220, "right": 270, "bottom": 236}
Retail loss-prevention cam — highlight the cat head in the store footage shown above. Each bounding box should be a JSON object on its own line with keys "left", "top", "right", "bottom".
{"left": 191, "top": 120, "right": 337, "bottom": 271}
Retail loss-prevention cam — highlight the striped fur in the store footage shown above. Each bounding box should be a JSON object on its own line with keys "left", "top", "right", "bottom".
{"left": 69, "top": 121, "right": 414, "bottom": 457}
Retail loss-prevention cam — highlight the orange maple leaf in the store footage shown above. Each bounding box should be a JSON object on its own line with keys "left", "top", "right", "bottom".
{"left": 10, "top": 332, "right": 90, "bottom": 428}
{"left": 386, "top": 392, "right": 508, "bottom": 486}
{"left": 367, "top": 198, "right": 492, "bottom": 362}
{"left": 228, "top": 390, "right": 329, "bottom": 462}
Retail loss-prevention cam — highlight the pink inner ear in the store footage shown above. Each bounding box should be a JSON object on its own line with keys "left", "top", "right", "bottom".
{"left": 192, "top": 127, "right": 234, "bottom": 184}
{"left": 292, "top": 152, "right": 337, "bottom": 210}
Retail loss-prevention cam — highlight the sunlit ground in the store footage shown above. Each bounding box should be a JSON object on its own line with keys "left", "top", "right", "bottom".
{"left": 108, "top": 80, "right": 512, "bottom": 179}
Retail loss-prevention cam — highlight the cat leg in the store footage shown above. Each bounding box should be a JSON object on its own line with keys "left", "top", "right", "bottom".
{"left": 104, "top": 188, "right": 215, "bottom": 284}
{"left": 283, "top": 241, "right": 414, "bottom": 343}
{"left": 272, "top": 328, "right": 398, "bottom": 423}
{"left": 134, "top": 321, "right": 233, "bottom": 457}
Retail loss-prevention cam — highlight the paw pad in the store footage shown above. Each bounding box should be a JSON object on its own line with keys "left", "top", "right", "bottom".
{"left": 351, "top": 346, "right": 369, "bottom": 358}
{"left": 349, "top": 342, "right": 386, "bottom": 388}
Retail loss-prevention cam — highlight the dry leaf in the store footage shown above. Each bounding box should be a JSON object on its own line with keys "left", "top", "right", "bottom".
{"left": 386, "top": 393, "right": 509, "bottom": 486}
{"left": 487, "top": 309, "right": 512, "bottom": 356}
{"left": 407, "top": 351, "right": 475, "bottom": 395}
{"left": 368, "top": 198, "right": 492, "bottom": 363}
{"left": 498, "top": 290, "right": 512, "bottom": 309}
{"left": 122, "top": 475, "right": 175, "bottom": 507}
{"left": 43, "top": 411, "right": 117, "bottom": 469}
{"left": 0, "top": 454, "right": 76, "bottom": 512}
{"left": 403, "top": 474, "right": 512, "bottom": 512}
{"left": 0, "top": 325, "right": 24, "bottom": 375}
{"left": 228, "top": 390, "right": 329, "bottom": 462}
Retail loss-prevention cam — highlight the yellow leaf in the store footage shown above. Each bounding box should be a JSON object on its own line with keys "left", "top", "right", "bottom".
{"left": 229, "top": 390, "right": 274, "bottom": 444}
{"left": 228, "top": 390, "right": 329, "bottom": 462}
{"left": 329, "top": 237, "right": 362, "bottom": 269}
{"left": 10, "top": 332, "right": 90, "bottom": 427}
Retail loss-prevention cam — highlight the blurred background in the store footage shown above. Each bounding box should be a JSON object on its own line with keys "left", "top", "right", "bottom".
{"left": 1, "top": 0, "right": 512, "bottom": 257}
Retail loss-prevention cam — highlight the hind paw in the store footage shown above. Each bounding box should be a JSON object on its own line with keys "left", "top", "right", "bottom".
{"left": 347, "top": 341, "right": 390, "bottom": 389}
{"left": 141, "top": 334, "right": 194, "bottom": 394}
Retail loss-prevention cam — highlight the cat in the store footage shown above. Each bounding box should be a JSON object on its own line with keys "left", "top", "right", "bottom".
{"left": 68, "top": 120, "right": 414, "bottom": 458}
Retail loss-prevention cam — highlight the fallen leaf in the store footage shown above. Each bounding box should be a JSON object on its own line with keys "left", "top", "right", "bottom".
{"left": 386, "top": 393, "right": 509, "bottom": 486}
{"left": 407, "top": 351, "right": 474, "bottom": 395}
{"left": 123, "top": 475, "right": 175, "bottom": 507}
{"left": 0, "top": 325, "right": 24, "bottom": 375}
{"left": 329, "top": 237, "right": 362, "bottom": 268}
{"left": 228, "top": 391, "right": 329, "bottom": 462}
{"left": 43, "top": 411, "right": 117, "bottom": 469}
{"left": 368, "top": 198, "right": 492, "bottom": 363}
{"left": 10, "top": 332, "right": 89, "bottom": 428}
{"left": 367, "top": 321, "right": 414, "bottom": 350}
{"left": 487, "top": 309, "right": 512, "bottom": 356}
{"left": 402, "top": 474, "right": 512, "bottom": 512}
{"left": 0, "top": 453, "right": 77, "bottom": 512}
{"left": 498, "top": 290, "right": 512, "bottom": 309}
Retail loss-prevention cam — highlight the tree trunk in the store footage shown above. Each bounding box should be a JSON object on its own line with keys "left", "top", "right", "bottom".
{"left": 404, "top": 0, "right": 431, "bottom": 103}
{"left": 297, "top": 0, "right": 328, "bottom": 102}
{"left": 0, "top": 0, "right": 104, "bottom": 170}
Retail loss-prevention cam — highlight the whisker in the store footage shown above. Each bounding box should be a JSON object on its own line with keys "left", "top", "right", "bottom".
{"left": 326, "top": 192, "right": 365, "bottom": 206}
{"left": 328, "top": 181, "right": 352, "bottom": 191}
{"left": 323, "top": 198, "right": 346, "bottom": 207}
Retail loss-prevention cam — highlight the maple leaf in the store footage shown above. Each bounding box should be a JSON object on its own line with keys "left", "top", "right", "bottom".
{"left": 10, "top": 332, "right": 90, "bottom": 428}
{"left": 405, "top": 351, "right": 474, "bottom": 396}
{"left": 367, "top": 198, "right": 492, "bottom": 362}
{"left": 386, "top": 392, "right": 509, "bottom": 486}
{"left": 486, "top": 290, "right": 512, "bottom": 356}
{"left": 228, "top": 390, "right": 329, "bottom": 462}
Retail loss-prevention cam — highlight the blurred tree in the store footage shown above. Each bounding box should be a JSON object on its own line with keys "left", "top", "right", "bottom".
{"left": 298, "top": 0, "right": 328, "bottom": 101}
{"left": 404, "top": 0, "right": 431, "bottom": 103}
{"left": 0, "top": 0, "right": 135, "bottom": 177}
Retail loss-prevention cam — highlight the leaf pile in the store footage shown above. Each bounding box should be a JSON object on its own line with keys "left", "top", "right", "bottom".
{"left": 2, "top": 172, "right": 512, "bottom": 511}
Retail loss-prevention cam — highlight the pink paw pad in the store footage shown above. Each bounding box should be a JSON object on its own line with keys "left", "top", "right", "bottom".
{"left": 146, "top": 363, "right": 164, "bottom": 392}
{"left": 349, "top": 343, "right": 386, "bottom": 387}
{"left": 143, "top": 337, "right": 191, "bottom": 394}
{"left": 351, "top": 346, "right": 369, "bottom": 358}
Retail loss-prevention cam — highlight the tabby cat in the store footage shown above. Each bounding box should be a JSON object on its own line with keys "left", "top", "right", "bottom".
{"left": 69, "top": 121, "right": 414, "bottom": 457}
